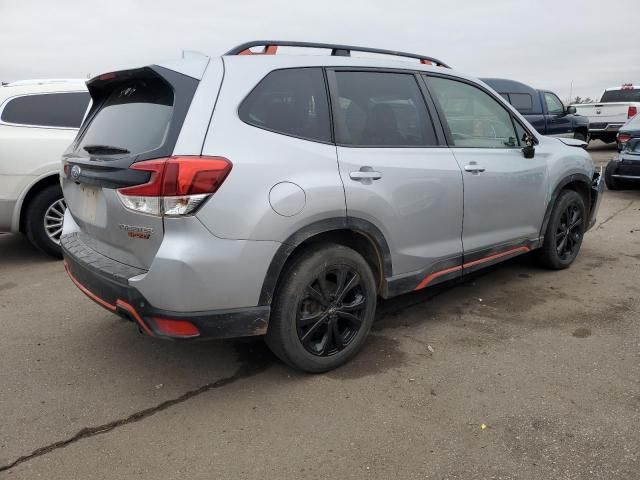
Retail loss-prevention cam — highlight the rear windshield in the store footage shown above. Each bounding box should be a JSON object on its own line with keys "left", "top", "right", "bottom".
{"left": 77, "top": 78, "right": 173, "bottom": 155}
{"left": 600, "top": 88, "right": 640, "bottom": 102}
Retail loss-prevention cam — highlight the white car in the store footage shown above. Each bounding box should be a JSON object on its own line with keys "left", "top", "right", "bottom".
{"left": 572, "top": 84, "right": 640, "bottom": 144}
{"left": 0, "top": 79, "right": 89, "bottom": 257}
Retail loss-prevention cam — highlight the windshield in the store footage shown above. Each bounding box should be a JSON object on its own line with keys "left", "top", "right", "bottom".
{"left": 77, "top": 78, "right": 173, "bottom": 155}
{"left": 600, "top": 88, "right": 640, "bottom": 102}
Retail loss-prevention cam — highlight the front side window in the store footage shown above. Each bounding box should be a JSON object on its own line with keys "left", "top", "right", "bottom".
{"left": 1, "top": 92, "right": 89, "bottom": 128}
{"left": 239, "top": 68, "right": 331, "bottom": 143}
{"left": 427, "top": 76, "right": 518, "bottom": 148}
{"left": 331, "top": 71, "right": 437, "bottom": 147}
{"left": 544, "top": 92, "right": 564, "bottom": 115}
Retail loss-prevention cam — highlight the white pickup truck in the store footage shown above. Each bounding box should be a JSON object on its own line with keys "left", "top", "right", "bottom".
{"left": 572, "top": 84, "right": 640, "bottom": 144}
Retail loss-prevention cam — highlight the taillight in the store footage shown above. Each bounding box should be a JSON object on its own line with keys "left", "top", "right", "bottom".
{"left": 117, "top": 156, "right": 232, "bottom": 217}
{"left": 618, "top": 133, "right": 631, "bottom": 143}
{"left": 629, "top": 106, "right": 638, "bottom": 118}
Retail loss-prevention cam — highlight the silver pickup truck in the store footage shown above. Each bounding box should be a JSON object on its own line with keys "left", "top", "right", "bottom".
{"left": 572, "top": 84, "right": 640, "bottom": 144}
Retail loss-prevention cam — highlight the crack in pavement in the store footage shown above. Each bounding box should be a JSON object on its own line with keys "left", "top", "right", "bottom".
{"left": 596, "top": 200, "right": 634, "bottom": 230}
{"left": 0, "top": 342, "right": 273, "bottom": 473}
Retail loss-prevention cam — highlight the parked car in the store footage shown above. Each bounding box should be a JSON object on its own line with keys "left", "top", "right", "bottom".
{"left": 616, "top": 114, "right": 640, "bottom": 151}
{"left": 605, "top": 138, "right": 640, "bottom": 190}
{"left": 572, "top": 84, "right": 640, "bottom": 144}
{"left": 0, "top": 79, "right": 89, "bottom": 256}
{"left": 60, "top": 41, "right": 603, "bottom": 372}
{"left": 481, "top": 78, "right": 589, "bottom": 142}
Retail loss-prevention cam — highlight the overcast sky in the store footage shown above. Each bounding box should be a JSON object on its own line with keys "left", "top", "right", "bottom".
{"left": 1, "top": 0, "right": 638, "bottom": 101}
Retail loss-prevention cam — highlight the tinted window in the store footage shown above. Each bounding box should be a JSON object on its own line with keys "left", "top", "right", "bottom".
{"left": 428, "top": 77, "right": 518, "bottom": 148}
{"left": 332, "top": 72, "right": 437, "bottom": 147}
{"left": 239, "top": 68, "right": 331, "bottom": 143}
{"left": 600, "top": 88, "right": 640, "bottom": 102}
{"left": 1, "top": 92, "right": 89, "bottom": 128}
{"left": 77, "top": 78, "right": 173, "bottom": 155}
{"left": 544, "top": 92, "right": 564, "bottom": 115}
{"left": 509, "top": 93, "right": 533, "bottom": 112}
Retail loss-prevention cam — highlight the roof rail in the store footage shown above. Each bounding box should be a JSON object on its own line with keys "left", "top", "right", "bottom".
{"left": 225, "top": 41, "right": 450, "bottom": 68}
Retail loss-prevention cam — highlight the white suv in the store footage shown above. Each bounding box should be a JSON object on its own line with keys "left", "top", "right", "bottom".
{"left": 0, "top": 79, "right": 89, "bottom": 256}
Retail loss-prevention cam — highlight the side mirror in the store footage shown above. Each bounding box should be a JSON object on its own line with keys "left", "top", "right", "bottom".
{"left": 566, "top": 105, "right": 577, "bottom": 115}
{"left": 522, "top": 133, "right": 535, "bottom": 159}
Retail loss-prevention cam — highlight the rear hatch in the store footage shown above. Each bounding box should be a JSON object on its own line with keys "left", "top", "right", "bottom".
{"left": 62, "top": 66, "right": 199, "bottom": 269}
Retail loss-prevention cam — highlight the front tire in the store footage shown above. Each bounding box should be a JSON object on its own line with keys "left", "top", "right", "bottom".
{"left": 604, "top": 160, "right": 621, "bottom": 190}
{"left": 537, "top": 190, "right": 586, "bottom": 270}
{"left": 573, "top": 131, "right": 589, "bottom": 143}
{"left": 266, "top": 243, "right": 377, "bottom": 373}
{"left": 24, "top": 184, "right": 66, "bottom": 259}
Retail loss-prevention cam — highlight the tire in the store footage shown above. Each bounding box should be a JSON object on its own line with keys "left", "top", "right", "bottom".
{"left": 266, "top": 243, "right": 377, "bottom": 373}
{"left": 536, "top": 190, "right": 586, "bottom": 270}
{"left": 573, "top": 131, "right": 589, "bottom": 143}
{"left": 24, "top": 184, "right": 66, "bottom": 259}
{"left": 604, "top": 160, "right": 621, "bottom": 190}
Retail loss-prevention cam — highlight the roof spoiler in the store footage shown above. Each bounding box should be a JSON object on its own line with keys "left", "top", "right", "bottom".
{"left": 225, "top": 40, "right": 450, "bottom": 68}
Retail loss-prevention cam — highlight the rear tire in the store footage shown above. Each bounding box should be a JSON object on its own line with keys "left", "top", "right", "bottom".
{"left": 24, "top": 184, "right": 65, "bottom": 259}
{"left": 604, "top": 160, "right": 621, "bottom": 190}
{"left": 537, "top": 190, "right": 586, "bottom": 270}
{"left": 266, "top": 243, "right": 377, "bottom": 373}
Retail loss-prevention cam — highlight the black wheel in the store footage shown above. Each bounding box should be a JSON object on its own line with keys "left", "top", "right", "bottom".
{"left": 24, "top": 184, "right": 65, "bottom": 258}
{"left": 266, "top": 243, "right": 377, "bottom": 373}
{"left": 573, "top": 131, "right": 589, "bottom": 143}
{"left": 537, "top": 190, "right": 586, "bottom": 270}
{"left": 604, "top": 160, "right": 621, "bottom": 190}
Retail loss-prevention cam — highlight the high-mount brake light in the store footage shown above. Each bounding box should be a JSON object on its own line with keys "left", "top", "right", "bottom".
{"left": 116, "top": 156, "right": 232, "bottom": 217}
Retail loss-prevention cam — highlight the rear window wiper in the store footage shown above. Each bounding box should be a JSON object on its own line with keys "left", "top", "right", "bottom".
{"left": 82, "top": 144, "right": 130, "bottom": 155}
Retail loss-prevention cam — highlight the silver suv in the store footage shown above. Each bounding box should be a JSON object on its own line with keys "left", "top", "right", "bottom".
{"left": 61, "top": 41, "right": 603, "bottom": 372}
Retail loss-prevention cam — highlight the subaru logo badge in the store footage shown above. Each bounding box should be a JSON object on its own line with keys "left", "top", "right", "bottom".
{"left": 70, "top": 165, "right": 81, "bottom": 180}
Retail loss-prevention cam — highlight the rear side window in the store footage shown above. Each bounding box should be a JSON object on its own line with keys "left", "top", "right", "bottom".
{"left": 1, "top": 92, "right": 89, "bottom": 128}
{"left": 77, "top": 78, "right": 173, "bottom": 155}
{"left": 508, "top": 93, "right": 533, "bottom": 113}
{"left": 239, "top": 68, "right": 331, "bottom": 143}
{"left": 332, "top": 71, "right": 437, "bottom": 147}
{"left": 600, "top": 88, "right": 640, "bottom": 102}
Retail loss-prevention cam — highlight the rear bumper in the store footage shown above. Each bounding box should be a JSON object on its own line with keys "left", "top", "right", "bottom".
{"left": 61, "top": 233, "right": 269, "bottom": 340}
{"left": 587, "top": 168, "right": 605, "bottom": 230}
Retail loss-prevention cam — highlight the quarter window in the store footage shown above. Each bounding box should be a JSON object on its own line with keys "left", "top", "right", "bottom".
{"left": 544, "top": 92, "right": 564, "bottom": 115}
{"left": 1, "top": 92, "right": 89, "bottom": 128}
{"left": 331, "top": 71, "right": 437, "bottom": 147}
{"left": 239, "top": 68, "right": 331, "bottom": 143}
{"left": 508, "top": 93, "right": 533, "bottom": 113}
{"left": 427, "top": 77, "right": 519, "bottom": 148}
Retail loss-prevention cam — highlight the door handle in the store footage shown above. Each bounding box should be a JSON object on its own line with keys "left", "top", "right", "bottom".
{"left": 464, "top": 162, "right": 485, "bottom": 173}
{"left": 350, "top": 167, "right": 382, "bottom": 181}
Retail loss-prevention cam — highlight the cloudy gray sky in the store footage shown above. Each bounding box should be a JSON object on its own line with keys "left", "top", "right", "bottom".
{"left": 1, "top": 0, "right": 638, "bottom": 101}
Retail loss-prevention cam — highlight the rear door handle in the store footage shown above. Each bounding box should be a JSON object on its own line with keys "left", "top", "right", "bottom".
{"left": 350, "top": 167, "right": 382, "bottom": 181}
{"left": 464, "top": 162, "right": 485, "bottom": 173}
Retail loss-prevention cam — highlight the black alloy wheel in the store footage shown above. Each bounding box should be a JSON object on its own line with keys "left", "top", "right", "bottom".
{"left": 555, "top": 202, "right": 583, "bottom": 261}
{"left": 296, "top": 266, "right": 366, "bottom": 357}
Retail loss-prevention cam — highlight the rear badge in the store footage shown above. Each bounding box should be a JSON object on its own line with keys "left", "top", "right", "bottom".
{"left": 119, "top": 224, "right": 153, "bottom": 240}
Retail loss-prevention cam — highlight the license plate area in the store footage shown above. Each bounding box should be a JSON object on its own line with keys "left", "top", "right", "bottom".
{"left": 72, "top": 185, "right": 102, "bottom": 225}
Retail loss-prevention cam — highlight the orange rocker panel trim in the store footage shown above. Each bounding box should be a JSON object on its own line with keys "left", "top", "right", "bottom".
{"left": 414, "top": 246, "right": 530, "bottom": 291}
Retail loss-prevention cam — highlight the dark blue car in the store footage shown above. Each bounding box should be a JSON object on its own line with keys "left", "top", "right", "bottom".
{"left": 605, "top": 137, "right": 640, "bottom": 190}
{"left": 482, "top": 78, "right": 590, "bottom": 141}
{"left": 616, "top": 114, "right": 640, "bottom": 151}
